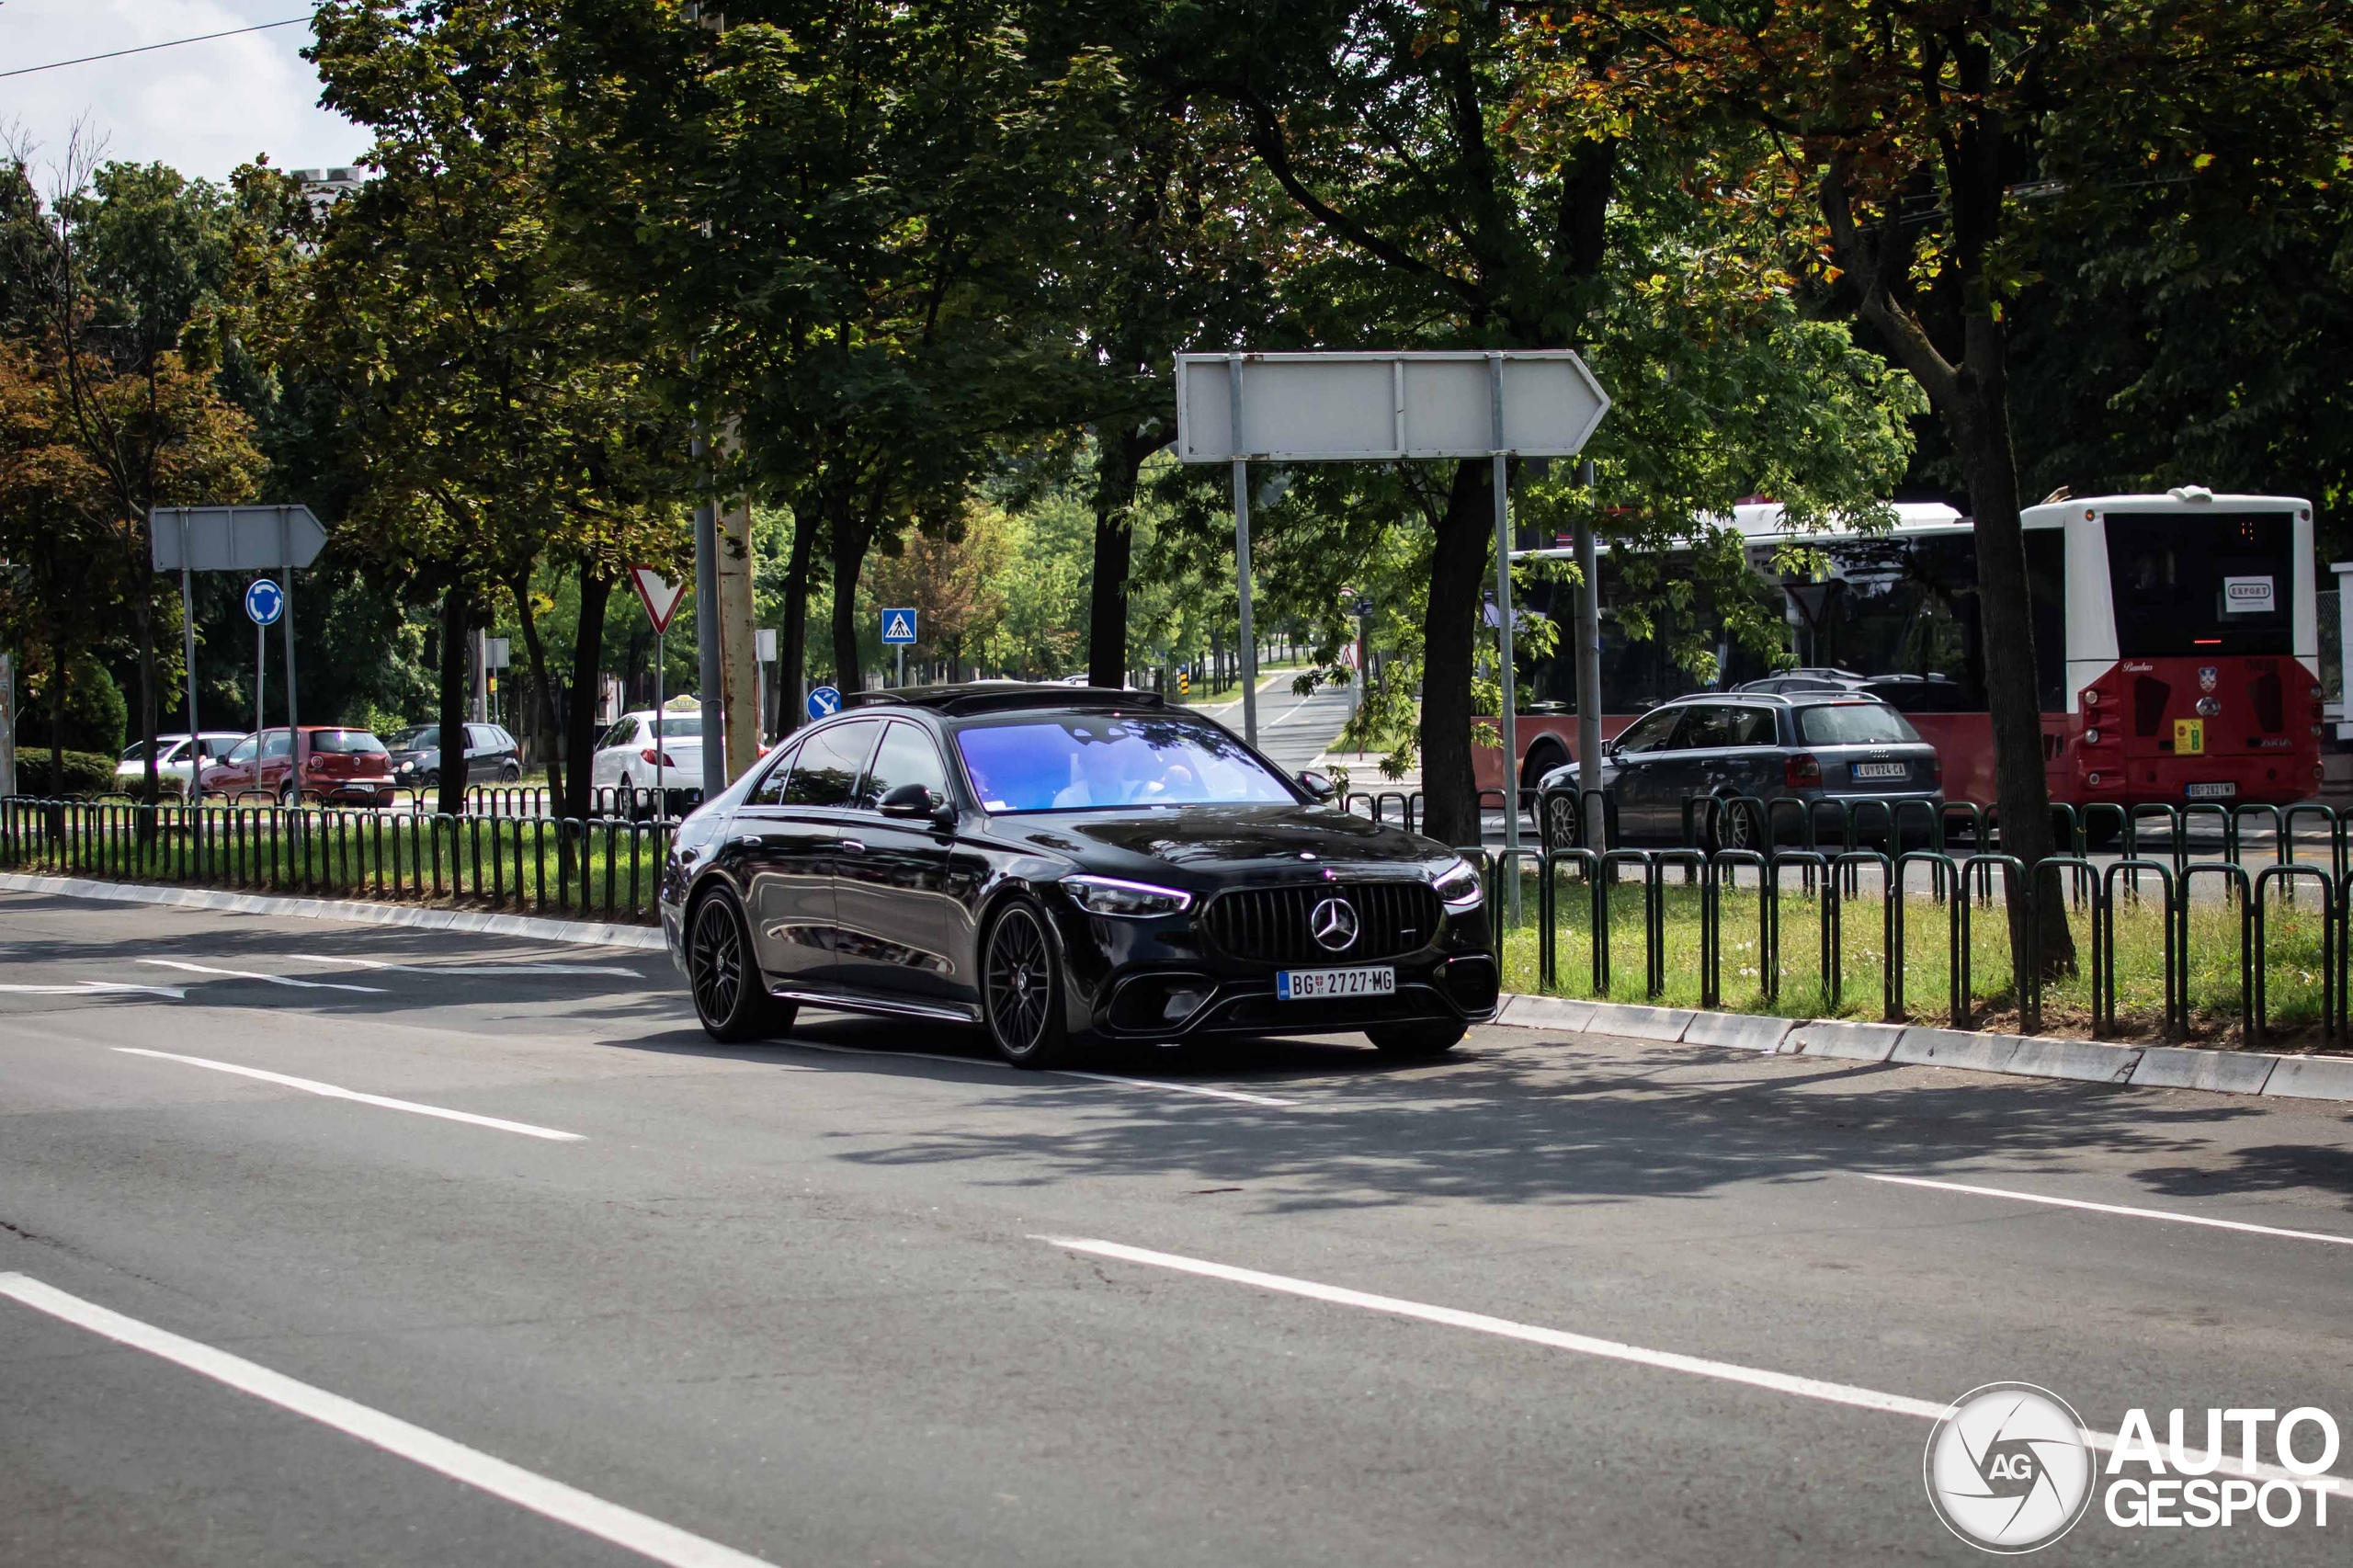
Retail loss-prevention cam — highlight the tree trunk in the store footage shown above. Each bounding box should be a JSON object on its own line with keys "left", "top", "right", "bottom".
{"left": 564, "top": 567, "right": 614, "bottom": 824}
{"left": 1949, "top": 335, "right": 2075, "bottom": 978}
{"left": 48, "top": 632, "right": 65, "bottom": 797}
{"left": 510, "top": 576, "right": 564, "bottom": 808}
{"left": 830, "top": 494, "right": 878, "bottom": 699}
{"left": 777, "top": 506, "right": 819, "bottom": 733}
{"left": 1087, "top": 429, "right": 1153, "bottom": 689}
{"left": 1418, "top": 460, "right": 1494, "bottom": 846}
{"left": 436, "top": 583, "right": 471, "bottom": 818}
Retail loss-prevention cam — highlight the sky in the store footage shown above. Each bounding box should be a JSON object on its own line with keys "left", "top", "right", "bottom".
{"left": 4, "top": 1, "right": 369, "bottom": 190}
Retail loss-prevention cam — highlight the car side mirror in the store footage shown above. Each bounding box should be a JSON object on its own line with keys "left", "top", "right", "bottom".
{"left": 879, "top": 782, "right": 953, "bottom": 827}
{"left": 1296, "top": 768, "right": 1338, "bottom": 801}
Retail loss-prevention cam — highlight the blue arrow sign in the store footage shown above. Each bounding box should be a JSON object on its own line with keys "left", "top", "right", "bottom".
{"left": 881, "top": 608, "right": 917, "bottom": 645}
{"left": 806, "top": 685, "right": 842, "bottom": 720}
{"left": 244, "top": 578, "right": 284, "bottom": 626}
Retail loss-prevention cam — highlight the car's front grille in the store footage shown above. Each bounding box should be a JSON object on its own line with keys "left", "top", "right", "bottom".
{"left": 1199, "top": 881, "right": 1441, "bottom": 966}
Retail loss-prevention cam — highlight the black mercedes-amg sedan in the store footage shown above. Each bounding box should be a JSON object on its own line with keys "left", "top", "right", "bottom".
{"left": 660, "top": 685, "right": 1497, "bottom": 1065}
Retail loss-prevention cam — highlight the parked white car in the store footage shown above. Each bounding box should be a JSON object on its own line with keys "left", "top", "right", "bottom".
{"left": 588, "top": 709, "right": 706, "bottom": 795}
{"left": 117, "top": 733, "right": 245, "bottom": 796}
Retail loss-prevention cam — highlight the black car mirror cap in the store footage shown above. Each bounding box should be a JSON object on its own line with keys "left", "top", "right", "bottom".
{"left": 878, "top": 782, "right": 953, "bottom": 825}
{"left": 1296, "top": 768, "right": 1338, "bottom": 801}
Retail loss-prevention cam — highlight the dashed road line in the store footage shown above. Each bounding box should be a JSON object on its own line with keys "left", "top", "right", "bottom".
{"left": 0, "top": 1272, "right": 778, "bottom": 1568}
{"left": 114, "top": 1049, "right": 584, "bottom": 1142}
{"left": 1857, "top": 1171, "right": 2353, "bottom": 1249}
{"left": 0, "top": 981, "right": 188, "bottom": 1000}
{"left": 139, "top": 959, "right": 386, "bottom": 994}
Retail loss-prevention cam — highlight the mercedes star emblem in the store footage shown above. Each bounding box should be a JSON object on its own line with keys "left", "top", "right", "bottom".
{"left": 1309, "top": 896, "right": 1359, "bottom": 952}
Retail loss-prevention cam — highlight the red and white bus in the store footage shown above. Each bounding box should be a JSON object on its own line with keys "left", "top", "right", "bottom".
{"left": 1479, "top": 489, "right": 2324, "bottom": 810}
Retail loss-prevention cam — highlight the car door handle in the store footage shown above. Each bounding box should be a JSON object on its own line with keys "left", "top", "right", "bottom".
{"left": 734, "top": 834, "right": 764, "bottom": 848}
{"left": 838, "top": 838, "right": 868, "bottom": 855}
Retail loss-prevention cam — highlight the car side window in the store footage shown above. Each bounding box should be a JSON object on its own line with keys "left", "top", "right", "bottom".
{"left": 1722, "top": 707, "right": 1779, "bottom": 747}
{"left": 748, "top": 741, "right": 800, "bottom": 806}
{"left": 226, "top": 736, "right": 257, "bottom": 764}
{"left": 781, "top": 720, "right": 880, "bottom": 809}
{"left": 1613, "top": 709, "right": 1682, "bottom": 756}
{"left": 260, "top": 732, "right": 290, "bottom": 760}
{"left": 599, "top": 721, "right": 633, "bottom": 750}
{"left": 859, "top": 722, "right": 950, "bottom": 809}
{"left": 467, "top": 724, "right": 494, "bottom": 750}
{"left": 1676, "top": 705, "right": 1733, "bottom": 750}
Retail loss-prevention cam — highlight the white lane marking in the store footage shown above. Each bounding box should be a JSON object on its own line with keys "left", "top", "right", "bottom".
{"left": 1858, "top": 1171, "right": 2353, "bottom": 1249}
{"left": 780, "top": 1039, "right": 1301, "bottom": 1107}
{"left": 139, "top": 959, "right": 386, "bottom": 994}
{"left": 1055, "top": 1071, "right": 1299, "bottom": 1108}
{"left": 0, "top": 1273, "right": 778, "bottom": 1568}
{"left": 286, "top": 955, "right": 646, "bottom": 979}
{"left": 1035, "top": 1236, "right": 2347, "bottom": 1491}
{"left": 0, "top": 981, "right": 188, "bottom": 999}
{"left": 113, "top": 1049, "right": 584, "bottom": 1142}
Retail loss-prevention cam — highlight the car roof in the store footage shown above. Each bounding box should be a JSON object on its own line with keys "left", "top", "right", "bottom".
{"left": 1647, "top": 690, "right": 1894, "bottom": 711}
{"left": 843, "top": 683, "right": 1166, "bottom": 718}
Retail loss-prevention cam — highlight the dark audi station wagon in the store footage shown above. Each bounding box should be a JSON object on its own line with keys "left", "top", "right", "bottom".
{"left": 662, "top": 686, "right": 1499, "bottom": 1065}
{"left": 1536, "top": 691, "right": 1943, "bottom": 850}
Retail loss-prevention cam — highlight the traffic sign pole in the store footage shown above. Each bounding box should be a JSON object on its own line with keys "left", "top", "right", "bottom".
{"left": 282, "top": 513, "right": 302, "bottom": 810}
{"left": 654, "top": 628, "right": 665, "bottom": 817}
{"left": 180, "top": 562, "right": 199, "bottom": 796}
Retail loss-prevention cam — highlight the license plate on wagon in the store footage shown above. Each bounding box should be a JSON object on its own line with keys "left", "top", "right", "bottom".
{"left": 2185, "top": 781, "right": 2237, "bottom": 800}
{"left": 1852, "top": 762, "right": 1908, "bottom": 780}
{"left": 1277, "top": 967, "right": 1397, "bottom": 1001}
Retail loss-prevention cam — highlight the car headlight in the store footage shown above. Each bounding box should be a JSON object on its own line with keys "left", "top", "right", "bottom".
{"left": 1432, "top": 857, "right": 1484, "bottom": 913}
{"left": 1062, "top": 874, "right": 1192, "bottom": 918}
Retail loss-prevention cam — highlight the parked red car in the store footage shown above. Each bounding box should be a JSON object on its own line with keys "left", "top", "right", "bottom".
{"left": 199, "top": 726, "right": 395, "bottom": 807}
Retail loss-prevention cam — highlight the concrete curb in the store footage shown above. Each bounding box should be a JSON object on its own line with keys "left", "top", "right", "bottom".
{"left": 0, "top": 871, "right": 666, "bottom": 953}
{"left": 1497, "top": 989, "right": 2351, "bottom": 1105}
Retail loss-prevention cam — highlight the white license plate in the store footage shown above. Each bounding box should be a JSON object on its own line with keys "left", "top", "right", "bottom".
{"left": 1277, "top": 967, "right": 1397, "bottom": 1001}
{"left": 1852, "top": 762, "right": 1908, "bottom": 780}
{"left": 2185, "top": 781, "right": 2238, "bottom": 800}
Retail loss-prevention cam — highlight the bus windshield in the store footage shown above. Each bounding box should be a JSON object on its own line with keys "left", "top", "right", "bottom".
{"left": 2108, "top": 512, "right": 2295, "bottom": 657}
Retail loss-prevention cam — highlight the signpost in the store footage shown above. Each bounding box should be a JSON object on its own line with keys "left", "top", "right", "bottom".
{"left": 806, "top": 685, "right": 842, "bottom": 721}
{"left": 629, "top": 567, "right": 688, "bottom": 815}
{"left": 244, "top": 579, "right": 283, "bottom": 774}
{"left": 1176, "top": 351, "right": 1609, "bottom": 871}
{"left": 881, "top": 607, "right": 916, "bottom": 687}
{"left": 756, "top": 628, "right": 778, "bottom": 741}
{"left": 153, "top": 505, "right": 328, "bottom": 802}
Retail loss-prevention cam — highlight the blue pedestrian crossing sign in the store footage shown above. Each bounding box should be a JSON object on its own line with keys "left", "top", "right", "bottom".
{"left": 807, "top": 685, "right": 842, "bottom": 719}
{"left": 881, "top": 608, "right": 917, "bottom": 645}
{"left": 244, "top": 578, "right": 284, "bottom": 626}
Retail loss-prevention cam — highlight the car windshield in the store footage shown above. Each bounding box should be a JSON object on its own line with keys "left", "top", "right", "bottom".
{"left": 954, "top": 715, "right": 1291, "bottom": 812}
{"left": 120, "top": 741, "right": 152, "bottom": 762}
{"left": 311, "top": 730, "right": 388, "bottom": 756}
{"left": 1797, "top": 702, "right": 1918, "bottom": 745}
{"left": 389, "top": 726, "right": 440, "bottom": 750}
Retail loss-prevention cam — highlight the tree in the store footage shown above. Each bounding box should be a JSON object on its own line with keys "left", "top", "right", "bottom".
{"left": 2, "top": 150, "right": 264, "bottom": 806}
{"left": 310, "top": 0, "right": 688, "bottom": 823}
{"left": 1711, "top": 0, "right": 2351, "bottom": 971}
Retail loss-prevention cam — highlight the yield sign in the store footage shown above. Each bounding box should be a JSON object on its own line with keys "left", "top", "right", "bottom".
{"left": 629, "top": 566, "right": 687, "bottom": 633}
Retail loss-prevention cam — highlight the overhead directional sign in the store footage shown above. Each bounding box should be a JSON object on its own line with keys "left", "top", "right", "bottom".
{"left": 881, "top": 608, "right": 917, "bottom": 645}
{"left": 1175, "top": 350, "right": 1609, "bottom": 463}
{"left": 244, "top": 579, "right": 284, "bottom": 626}
{"left": 628, "top": 566, "right": 687, "bottom": 634}
{"left": 152, "top": 506, "right": 329, "bottom": 572}
{"left": 807, "top": 685, "right": 842, "bottom": 720}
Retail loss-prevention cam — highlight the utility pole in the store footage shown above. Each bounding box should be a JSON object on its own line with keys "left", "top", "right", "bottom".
{"left": 1574, "top": 460, "right": 1607, "bottom": 851}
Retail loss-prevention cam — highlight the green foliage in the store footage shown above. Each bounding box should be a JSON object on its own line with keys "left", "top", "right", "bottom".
{"left": 26, "top": 751, "right": 119, "bottom": 799}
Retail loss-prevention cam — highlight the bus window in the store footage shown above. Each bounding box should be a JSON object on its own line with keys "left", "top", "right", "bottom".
{"left": 2106, "top": 512, "right": 2294, "bottom": 657}
{"left": 2026, "top": 528, "right": 2067, "bottom": 712}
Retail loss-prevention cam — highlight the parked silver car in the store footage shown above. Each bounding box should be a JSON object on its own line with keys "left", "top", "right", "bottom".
{"left": 1534, "top": 692, "right": 1943, "bottom": 850}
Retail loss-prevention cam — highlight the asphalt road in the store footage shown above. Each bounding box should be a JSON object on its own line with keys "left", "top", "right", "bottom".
{"left": 6, "top": 889, "right": 2353, "bottom": 1565}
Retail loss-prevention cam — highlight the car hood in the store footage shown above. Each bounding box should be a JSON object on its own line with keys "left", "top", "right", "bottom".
{"left": 986, "top": 803, "right": 1454, "bottom": 885}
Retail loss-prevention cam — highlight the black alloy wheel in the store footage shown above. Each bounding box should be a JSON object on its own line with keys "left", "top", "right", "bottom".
{"left": 983, "top": 898, "right": 1072, "bottom": 1068}
{"left": 1368, "top": 1020, "right": 1467, "bottom": 1056}
{"left": 689, "top": 892, "right": 793, "bottom": 1042}
{"left": 1542, "top": 791, "right": 1582, "bottom": 852}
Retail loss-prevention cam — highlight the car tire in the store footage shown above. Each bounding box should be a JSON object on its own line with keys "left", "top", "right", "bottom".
{"left": 982, "top": 896, "right": 1074, "bottom": 1068}
{"left": 421, "top": 770, "right": 439, "bottom": 790}
{"left": 500, "top": 761, "right": 521, "bottom": 783}
{"left": 278, "top": 782, "right": 300, "bottom": 809}
{"left": 688, "top": 891, "right": 794, "bottom": 1043}
{"left": 1541, "top": 790, "right": 1582, "bottom": 852}
{"left": 1368, "top": 1020, "right": 1466, "bottom": 1056}
{"left": 1704, "top": 795, "right": 1759, "bottom": 854}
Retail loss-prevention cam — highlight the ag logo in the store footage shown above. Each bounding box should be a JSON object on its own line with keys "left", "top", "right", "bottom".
{"left": 2199, "top": 665, "right": 2220, "bottom": 693}
{"left": 1924, "top": 1382, "right": 2095, "bottom": 1553}
{"left": 1308, "top": 896, "right": 1358, "bottom": 952}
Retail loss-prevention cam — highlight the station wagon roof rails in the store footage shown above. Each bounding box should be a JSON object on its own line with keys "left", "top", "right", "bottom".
{"left": 842, "top": 684, "right": 1168, "bottom": 716}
